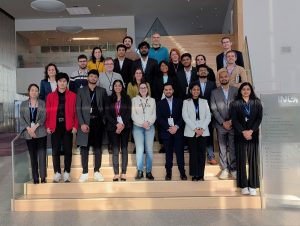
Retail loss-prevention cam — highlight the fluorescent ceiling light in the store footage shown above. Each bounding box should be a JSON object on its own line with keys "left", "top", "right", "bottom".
{"left": 72, "top": 37, "right": 99, "bottom": 41}
{"left": 31, "top": 0, "right": 66, "bottom": 12}
{"left": 56, "top": 26, "right": 83, "bottom": 33}
{"left": 66, "top": 7, "right": 91, "bottom": 15}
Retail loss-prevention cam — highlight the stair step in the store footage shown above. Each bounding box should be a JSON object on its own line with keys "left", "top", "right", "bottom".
{"left": 25, "top": 177, "right": 237, "bottom": 195}
{"left": 13, "top": 193, "right": 261, "bottom": 211}
{"left": 45, "top": 165, "right": 222, "bottom": 180}
{"left": 47, "top": 153, "right": 191, "bottom": 167}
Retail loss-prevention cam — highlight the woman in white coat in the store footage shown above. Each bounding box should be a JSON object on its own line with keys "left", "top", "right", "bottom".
{"left": 182, "top": 82, "right": 211, "bottom": 181}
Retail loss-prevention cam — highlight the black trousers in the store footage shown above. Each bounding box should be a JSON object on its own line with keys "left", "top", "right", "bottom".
{"left": 26, "top": 136, "right": 47, "bottom": 182}
{"left": 236, "top": 138, "right": 260, "bottom": 189}
{"left": 187, "top": 136, "right": 207, "bottom": 178}
{"left": 80, "top": 118, "right": 103, "bottom": 174}
{"left": 108, "top": 129, "right": 130, "bottom": 175}
{"left": 51, "top": 122, "right": 73, "bottom": 173}
{"left": 162, "top": 135, "right": 185, "bottom": 175}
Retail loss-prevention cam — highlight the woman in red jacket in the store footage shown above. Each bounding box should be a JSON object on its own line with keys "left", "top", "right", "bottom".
{"left": 46, "top": 72, "right": 78, "bottom": 183}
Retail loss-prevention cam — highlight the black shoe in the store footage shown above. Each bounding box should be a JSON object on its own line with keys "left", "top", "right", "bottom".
{"left": 198, "top": 177, "right": 204, "bottom": 181}
{"left": 33, "top": 180, "right": 39, "bottom": 184}
{"left": 180, "top": 174, "right": 187, "bottom": 180}
{"left": 165, "top": 173, "right": 172, "bottom": 181}
{"left": 192, "top": 176, "right": 198, "bottom": 181}
{"left": 135, "top": 170, "right": 144, "bottom": 180}
{"left": 146, "top": 172, "right": 155, "bottom": 180}
{"left": 41, "top": 179, "right": 47, "bottom": 183}
{"left": 159, "top": 147, "right": 166, "bottom": 153}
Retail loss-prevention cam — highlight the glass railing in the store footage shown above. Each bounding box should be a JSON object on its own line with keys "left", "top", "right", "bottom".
{"left": 243, "top": 36, "right": 254, "bottom": 85}
{"left": 11, "top": 133, "right": 31, "bottom": 211}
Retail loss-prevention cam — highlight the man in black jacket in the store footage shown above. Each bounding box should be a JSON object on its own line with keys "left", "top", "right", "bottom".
{"left": 113, "top": 44, "right": 133, "bottom": 89}
{"left": 132, "top": 41, "right": 158, "bottom": 92}
{"left": 216, "top": 37, "right": 244, "bottom": 71}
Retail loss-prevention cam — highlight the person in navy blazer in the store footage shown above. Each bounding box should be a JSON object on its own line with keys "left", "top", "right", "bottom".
{"left": 113, "top": 44, "right": 133, "bottom": 89}
{"left": 156, "top": 82, "right": 187, "bottom": 181}
{"left": 195, "top": 64, "right": 218, "bottom": 165}
{"left": 39, "top": 63, "right": 59, "bottom": 101}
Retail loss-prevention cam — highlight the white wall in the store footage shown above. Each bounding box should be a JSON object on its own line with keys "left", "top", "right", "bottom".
{"left": 17, "top": 67, "right": 76, "bottom": 94}
{"left": 243, "top": 0, "right": 300, "bottom": 94}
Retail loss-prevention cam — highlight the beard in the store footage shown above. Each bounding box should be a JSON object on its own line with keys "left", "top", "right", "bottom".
{"left": 199, "top": 75, "right": 208, "bottom": 79}
{"left": 220, "top": 81, "right": 229, "bottom": 85}
{"left": 140, "top": 51, "right": 148, "bottom": 57}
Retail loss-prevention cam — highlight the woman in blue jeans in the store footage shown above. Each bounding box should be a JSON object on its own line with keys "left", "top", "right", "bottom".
{"left": 131, "top": 82, "right": 156, "bottom": 180}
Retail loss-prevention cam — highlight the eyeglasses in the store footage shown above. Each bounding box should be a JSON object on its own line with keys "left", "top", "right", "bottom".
{"left": 78, "top": 60, "right": 87, "bottom": 63}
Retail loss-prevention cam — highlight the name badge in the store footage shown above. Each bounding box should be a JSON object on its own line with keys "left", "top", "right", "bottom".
{"left": 109, "top": 85, "right": 113, "bottom": 91}
{"left": 80, "top": 84, "right": 83, "bottom": 88}
{"left": 196, "top": 120, "right": 201, "bottom": 128}
{"left": 117, "top": 116, "right": 124, "bottom": 124}
{"left": 168, "top": 117, "right": 174, "bottom": 126}
{"left": 90, "top": 107, "right": 93, "bottom": 114}
{"left": 30, "top": 122, "right": 35, "bottom": 128}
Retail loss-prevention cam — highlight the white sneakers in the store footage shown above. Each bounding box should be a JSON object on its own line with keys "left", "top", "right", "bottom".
{"left": 94, "top": 171, "right": 104, "bottom": 182}
{"left": 219, "top": 169, "right": 229, "bottom": 180}
{"left": 63, "top": 172, "right": 71, "bottom": 182}
{"left": 241, "top": 187, "right": 257, "bottom": 196}
{"left": 78, "top": 173, "right": 89, "bottom": 183}
{"left": 53, "top": 172, "right": 62, "bottom": 183}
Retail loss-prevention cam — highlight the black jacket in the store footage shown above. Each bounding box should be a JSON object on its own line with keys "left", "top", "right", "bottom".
{"left": 216, "top": 50, "right": 244, "bottom": 71}
{"left": 176, "top": 67, "right": 198, "bottom": 99}
{"left": 113, "top": 57, "right": 133, "bottom": 88}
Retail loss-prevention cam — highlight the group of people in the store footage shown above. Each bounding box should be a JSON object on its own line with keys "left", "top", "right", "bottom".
{"left": 19, "top": 33, "right": 262, "bottom": 196}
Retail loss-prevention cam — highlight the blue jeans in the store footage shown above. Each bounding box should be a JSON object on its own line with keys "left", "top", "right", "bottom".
{"left": 132, "top": 124, "right": 155, "bottom": 172}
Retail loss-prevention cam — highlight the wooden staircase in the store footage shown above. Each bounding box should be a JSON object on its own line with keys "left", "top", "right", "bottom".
{"left": 12, "top": 144, "right": 261, "bottom": 211}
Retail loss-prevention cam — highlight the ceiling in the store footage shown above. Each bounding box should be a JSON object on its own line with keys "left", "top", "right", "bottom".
{"left": 1, "top": 0, "right": 231, "bottom": 42}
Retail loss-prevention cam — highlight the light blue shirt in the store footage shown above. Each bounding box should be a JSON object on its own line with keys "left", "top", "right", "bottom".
{"left": 200, "top": 82, "right": 206, "bottom": 95}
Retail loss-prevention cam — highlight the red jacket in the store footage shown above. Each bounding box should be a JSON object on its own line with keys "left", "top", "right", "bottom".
{"left": 45, "top": 89, "right": 78, "bottom": 132}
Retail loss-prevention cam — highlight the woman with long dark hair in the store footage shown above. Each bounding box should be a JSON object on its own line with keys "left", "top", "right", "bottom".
{"left": 105, "top": 80, "right": 132, "bottom": 181}
{"left": 20, "top": 84, "right": 47, "bottom": 184}
{"left": 153, "top": 60, "right": 179, "bottom": 101}
{"left": 182, "top": 82, "right": 211, "bottom": 181}
{"left": 39, "top": 63, "right": 58, "bottom": 100}
{"left": 127, "top": 68, "right": 151, "bottom": 99}
{"left": 87, "top": 47, "right": 105, "bottom": 73}
{"left": 231, "top": 82, "right": 262, "bottom": 196}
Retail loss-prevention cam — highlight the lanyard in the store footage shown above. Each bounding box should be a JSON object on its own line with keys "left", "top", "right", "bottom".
{"left": 173, "top": 63, "right": 179, "bottom": 73}
{"left": 243, "top": 102, "right": 251, "bottom": 116}
{"left": 115, "top": 100, "right": 121, "bottom": 116}
{"left": 140, "top": 98, "right": 148, "bottom": 114}
{"left": 226, "top": 65, "right": 236, "bottom": 76}
{"left": 105, "top": 72, "right": 114, "bottom": 88}
{"left": 91, "top": 91, "right": 96, "bottom": 104}
{"left": 29, "top": 101, "right": 37, "bottom": 122}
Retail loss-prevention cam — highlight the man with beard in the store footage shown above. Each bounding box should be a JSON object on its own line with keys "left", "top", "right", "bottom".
{"left": 113, "top": 44, "right": 133, "bottom": 89}
{"left": 196, "top": 64, "right": 217, "bottom": 165}
{"left": 156, "top": 83, "right": 187, "bottom": 180}
{"left": 210, "top": 69, "right": 238, "bottom": 179}
{"left": 123, "top": 35, "right": 140, "bottom": 61}
{"left": 69, "top": 54, "right": 89, "bottom": 94}
{"left": 176, "top": 53, "right": 198, "bottom": 100}
{"left": 132, "top": 41, "right": 159, "bottom": 92}
{"left": 76, "top": 69, "right": 107, "bottom": 182}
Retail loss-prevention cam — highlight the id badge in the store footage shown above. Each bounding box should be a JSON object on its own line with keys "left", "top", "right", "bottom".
{"left": 117, "top": 116, "right": 124, "bottom": 124}
{"left": 245, "top": 117, "right": 249, "bottom": 122}
{"left": 30, "top": 122, "right": 35, "bottom": 128}
{"left": 168, "top": 117, "right": 174, "bottom": 126}
{"left": 196, "top": 120, "right": 201, "bottom": 128}
{"left": 90, "top": 107, "right": 93, "bottom": 114}
{"left": 109, "top": 85, "right": 113, "bottom": 91}
{"left": 80, "top": 84, "right": 83, "bottom": 88}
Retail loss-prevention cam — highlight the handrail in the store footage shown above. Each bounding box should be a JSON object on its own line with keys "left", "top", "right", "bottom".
{"left": 243, "top": 36, "right": 254, "bottom": 86}
{"left": 11, "top": 133, "right": 21, "bottom": 211}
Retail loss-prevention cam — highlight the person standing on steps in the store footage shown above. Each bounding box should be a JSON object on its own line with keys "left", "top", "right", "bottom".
{"left": 76, "top": 69, "right": 107, "bottom": 183}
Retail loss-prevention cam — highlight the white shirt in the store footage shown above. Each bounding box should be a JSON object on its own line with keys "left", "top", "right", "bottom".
{"left": 48, "top": 79, "right": 57, "bottom": 92}
{"left": 118, "top": 59, "right": 124, "bottom": 70}
{"left": 184, "top": 67, "right": 192, "bottom": 85}
{"left": 141, "top": 57, "right": 148, "bottom": 72}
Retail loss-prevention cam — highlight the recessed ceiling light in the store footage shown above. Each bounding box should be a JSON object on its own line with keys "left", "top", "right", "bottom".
{"left": 31, "top": 0, "right": 66, "bottom": 12}
{"left": 97, "top": 4, "right": 101, "bottom": 7}
{"left": 72, "top": 37, "right": 100, "bottom": 41}
{"left": 66, "top": 7, "right": 91, "bottom": 15}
